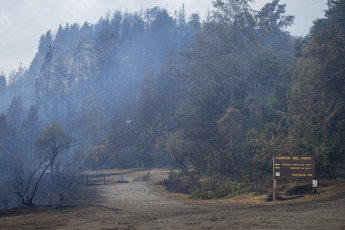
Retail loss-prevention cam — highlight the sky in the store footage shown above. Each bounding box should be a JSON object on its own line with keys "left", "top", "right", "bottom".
{"left": 0, "top": 0, "right": 328, "bottom": 77}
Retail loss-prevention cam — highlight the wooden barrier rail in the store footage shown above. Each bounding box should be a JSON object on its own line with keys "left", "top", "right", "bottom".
{"left": 84, "top": 171, "right": 150, "bottom": 185}
{"left": 85, "top": 172, "right": 124, "bottom": 185}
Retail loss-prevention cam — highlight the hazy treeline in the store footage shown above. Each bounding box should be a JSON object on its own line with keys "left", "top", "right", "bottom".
{"left": 0, "top": 0, "right": 344, "bottom": 207}
{"left": 0, "top": 5, "right": 201, "bottom": 207}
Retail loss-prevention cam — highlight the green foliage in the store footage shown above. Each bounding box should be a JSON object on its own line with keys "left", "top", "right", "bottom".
{"left": 165, "top": 128, "right": 214, "bottom": 176}
{"left": 165, "top": 0, "right": 296, "bottom": 181}
{"left": 190, "top": 176, "right": 251, "bottom": 200}
{"left": 4, "top": 1, "right": 345, "bottom": 195}
{"left": 0, "top": 75, "right": 5, "bottom": 112}
{"left": 6, "top": 96, "right": 23, "bottom": 130}
{"left": 309, "top": 0, "right": 345, "bottom": 36}
{"left": 325, "top": 0, "right": 345, "bottom": 28}
{"left": 0, "top": 75, "right": 6, "bottom": 88}
{"left": 257, "top": 0, "right": 294, "bottom": 31}
{"left": 88, "top": 144, "right": 108, "bottom": 168}
{"left": 288, "top": 26, "right": 345, "bottom": 176}
{"left": 35, "top": 122, "right": 72, "bottom": 160}
{"left": 162, "top": 170, "right": 197, "bottom": 194}
{"left": 0, "top": 114, "right": 11, "bottom": 160}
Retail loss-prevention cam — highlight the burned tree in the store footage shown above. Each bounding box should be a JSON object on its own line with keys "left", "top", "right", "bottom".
{"left": 15, "top": 122, "right": 74, "bottom": 206}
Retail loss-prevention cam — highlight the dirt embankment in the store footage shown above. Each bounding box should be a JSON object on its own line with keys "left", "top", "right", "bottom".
{"left": 1, "top": 168, "right": 345, "bottom": 229}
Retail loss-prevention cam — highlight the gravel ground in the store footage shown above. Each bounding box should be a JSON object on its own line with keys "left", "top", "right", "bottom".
{"left": 0, "top": 169, "right": 344, "bottom": 229}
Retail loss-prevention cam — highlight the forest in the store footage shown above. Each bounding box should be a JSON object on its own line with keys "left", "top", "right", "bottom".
{"left": 0, "top": 0, "right": 344, "bottom": 207}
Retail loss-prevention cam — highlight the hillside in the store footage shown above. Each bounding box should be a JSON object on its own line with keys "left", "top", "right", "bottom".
{"left": 0, "top": 0, "right": 344, "bottom": 210}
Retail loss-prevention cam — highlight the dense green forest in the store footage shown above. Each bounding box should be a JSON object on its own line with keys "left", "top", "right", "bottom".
{"left": 0, "top": 0, "right": 344, "bottom": 206}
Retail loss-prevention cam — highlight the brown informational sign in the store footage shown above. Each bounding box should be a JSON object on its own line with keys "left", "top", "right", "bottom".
{"left": 273, "top": 155, "right": 315, "bottom": 179}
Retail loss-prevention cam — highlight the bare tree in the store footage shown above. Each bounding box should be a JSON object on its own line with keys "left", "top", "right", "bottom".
{"left": 15, "top": 122, "right": 75, "bottom": 206}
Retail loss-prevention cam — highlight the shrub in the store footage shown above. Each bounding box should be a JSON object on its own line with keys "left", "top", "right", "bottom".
{"left": 190, "top": 177, "right": 252, "bottom": 200}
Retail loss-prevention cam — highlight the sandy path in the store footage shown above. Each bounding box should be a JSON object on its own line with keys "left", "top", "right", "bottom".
{"left": 71, "top": 172, "right": 345, "bottom": 229}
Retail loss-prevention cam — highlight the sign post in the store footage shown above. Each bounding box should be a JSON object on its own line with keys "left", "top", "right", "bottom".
{"left": 272, "top": 155, "right": 316, "bottom": 201}
{"left": 273, "top": 157, "right": 277, "bottom": 201}
{"left": 273, "top": 178, "right": 277, "bottom": 201}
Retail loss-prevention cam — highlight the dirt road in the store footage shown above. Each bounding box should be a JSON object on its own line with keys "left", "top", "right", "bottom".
{"left": 1, "top": 169, "right": 345, "bottom": 229}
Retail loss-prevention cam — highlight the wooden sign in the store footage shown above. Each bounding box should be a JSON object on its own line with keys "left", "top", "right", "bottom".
{"left": 273, "top": 155, "right": 315, "bottom": 179}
